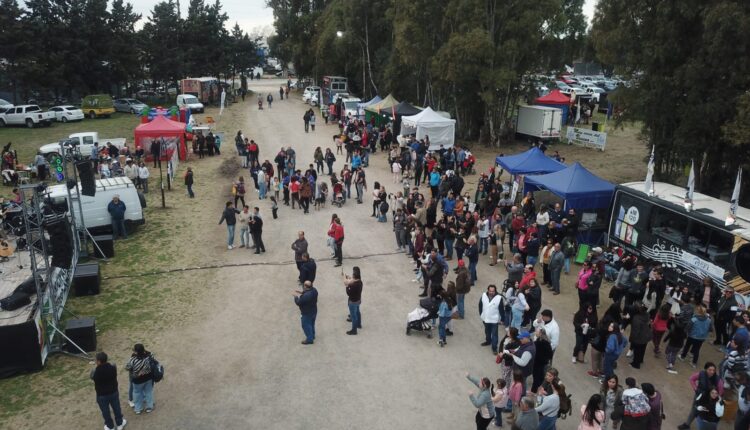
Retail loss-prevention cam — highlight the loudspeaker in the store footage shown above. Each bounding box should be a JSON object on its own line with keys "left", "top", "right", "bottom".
{"left": 92, "top": 235, "right": 114, "bottom": 258}
{"left": 76, "top": 161, "right": 96, "bottom": 197}
{"left": 13, "top": 277, "right": 37, "bottom": 296}
{"left": 64, "top": 317, "right": 96, "bottom": 353}
{"left": 0, "top": 292, "right": 31, "bottom": 311}
{"left": 46, "top": 220, "right": 73, "bottom": 269}
{"left": 73, "top": 262, "right": 100, "bottom": 296}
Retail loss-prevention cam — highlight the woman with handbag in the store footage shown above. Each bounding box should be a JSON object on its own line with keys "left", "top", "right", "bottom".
{"left": 125, "top": 343, "right": 155, "bottom": 415}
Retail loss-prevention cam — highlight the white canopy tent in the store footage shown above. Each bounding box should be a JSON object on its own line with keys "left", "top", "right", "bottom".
{"left": 400, "top": 107, "right": 456, "bottom": 150}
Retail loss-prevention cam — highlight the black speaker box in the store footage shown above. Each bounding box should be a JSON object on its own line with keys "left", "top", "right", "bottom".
{"left": 13, "top": 277, "right": 37, "bottom": 296}
{"left": 0, "top": 292, "right": 31, "bottom": 311}
{"left": 73, "top": 262, "right": 100, "bottom": 296}
{"left": 77, "top": 161, "right": 96, "bottom": 197}
{"left": 64, "top": 317, "right": 96, "bottom": 353}
{"left": 92, "top": 234, "right": 114, "bottom": 258}
{"left": 47, "top": 220, "right": 73, "bottom": 269}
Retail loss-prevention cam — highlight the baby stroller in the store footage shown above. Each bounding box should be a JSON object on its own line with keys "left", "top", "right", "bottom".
{"left": 406, "top": 296, "right": 439, "bottom": 338}
{"left": 332, "top": 182, "right": 345, "bottom": 207}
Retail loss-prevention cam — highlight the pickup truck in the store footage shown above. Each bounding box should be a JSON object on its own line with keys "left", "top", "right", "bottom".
{"left": 39, "top": 132, "right": 127, "bottom": 158}
{"left": 0, "top": 105, "right": 55, "bottom": 128}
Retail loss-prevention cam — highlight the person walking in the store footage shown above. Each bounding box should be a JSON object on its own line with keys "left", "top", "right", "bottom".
{"left": 309, "top": 111, "right": 316, "bottom": 131}
{"left": 137, "top": 162, "right": 149, "bottom": 193}
{"left": 125, "top": 344, "right": 155, "bottom": 415}
{"left": 293, "top": 281, "right": 318, "bottom": 345}
{"left": 249, "top": 207, "right": 265, "bottom": 253}
{"left": 299, "top": 253, "right": 316, "bottom": 285}
{"left": 437, "top": 291, "right": 453, "bottom": 347}
{"left": 344, "top": 267, "right": 363, "bottom": 335}
{"left": 218, "top": 201, "right": 240, "bottom": 250}
{"left": 680, "top": 304, "right": 712, "bottom": 368}
{"left": 107, "top": 195, "right": 127, "bottom": 239}
{"left": 291, "top": 231, "right": 309, "bottom": 282}
{"left": 678, "top": 362, "right": 724, "bottom": 429}
{"left": 233, "top": 176, "right": 247, "bottom": 208}
{"left": 266, "top": 93, "right": 273, "bottom": 108}
{"left": 603, "top": 322, "right": 627, "bottom": 378}
{"left": 303, "top": 110, "right": 311, "bottom": 133}
{"left": 184, "top": 167, "right": 195, "bottom": 198}
{"left": 91, "top": 352, "right": 127, "bottom": 430}
{"left": 466, "top": 373, "right": 496, "bottom": 429}
{"left": 238, "top": 205, "right": 251, "bottom": 248}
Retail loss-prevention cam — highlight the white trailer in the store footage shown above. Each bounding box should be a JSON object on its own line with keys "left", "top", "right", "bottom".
{"left": 515, "top": 105, "right": 562, "bottom": 140}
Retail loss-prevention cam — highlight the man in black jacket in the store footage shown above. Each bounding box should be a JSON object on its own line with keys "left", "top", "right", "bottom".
{"left": 218, "top": 201, "right": 240, "bottom": 250}
{"left": 249, "top": 207, "right": 265, "bottom": 254}
{"left": 91, "top": 352, "right": 126, "bottom": 430}
{"left": 300, "top": 252, "right": 316, "bottom": 285}
{"left": 294, "top": 281, "right": 318, "bottom": 345}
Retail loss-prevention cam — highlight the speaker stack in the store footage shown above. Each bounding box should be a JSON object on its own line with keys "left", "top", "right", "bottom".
{"left": 76, "top": 161, "right": 96, "bottom": 197}
{"left": 46, "top": 219, "right": 73, "bottom": 269}
{"left": 92, "top": 235, "right": 114, "bottom": 258}
{"left": 72, "top": 262, "right": 101, "bottom": 296}
{"left": 64, "top": 317, "right": 97, "bottom": 353}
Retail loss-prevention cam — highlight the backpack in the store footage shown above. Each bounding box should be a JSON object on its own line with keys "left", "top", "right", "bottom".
{"left": 624, "top": 391, "right": 651, "bottom": 416}
{"left": 380, "top": 201, "right": 389, "bottom": 214}
{"left": 149, "top": 356, "right": 164, "bottom": 383}
{"left": 558, "top": 393, "right": 572, "bottom": 419}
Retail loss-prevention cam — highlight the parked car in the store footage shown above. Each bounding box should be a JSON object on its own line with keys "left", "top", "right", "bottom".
{"left": 81, "top": 94, "right": 115, "bottom": 119}
{"left": 0, "top": 98, "right": 13, "bottom": 108}
{"left": 302, "top": 86, "right": 321, "bottom": 104}
{"left": 114, "top": 98, "right": 148, "bottom": 114}
{"left": 136, "top": 90, "right": 160, "bottom": 99}
{"left": 585, "top": 87, "right": 607, "bottom": 103}
{"left": 176, "top": 94, "right": 204, "bottom": 113}
{"left": 48, "top": 105, "right": 84, "bottom": 123}
{"left": 0, "top": 105, "right": 55, "bottom": 128}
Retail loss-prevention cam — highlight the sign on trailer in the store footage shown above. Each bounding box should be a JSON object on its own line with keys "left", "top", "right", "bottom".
{"left": 566, "top": 127, "right": 607, "bottom": 151}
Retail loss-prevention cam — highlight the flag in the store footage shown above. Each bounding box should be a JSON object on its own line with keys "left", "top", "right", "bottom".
{"left": 644, "top": 146, "right": 655, "bottom": 196}
{"left": 684, "top": 160, "right": 695, "bottom": 209}
{"left": 219, "top": 90, "right": 226, "bottom": 116}
{"left": 575, "top": 97, "right": 581, "bottom": 124}
{"left": 726, "top": 168, "right": 742, "bottom": 226}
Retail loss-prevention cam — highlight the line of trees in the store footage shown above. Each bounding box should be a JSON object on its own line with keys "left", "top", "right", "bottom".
{"left": 0, "top": 0, "right": 259, "bottom": 103}
{"left": 266, "top": 0, "right": 588, "bottom": 145}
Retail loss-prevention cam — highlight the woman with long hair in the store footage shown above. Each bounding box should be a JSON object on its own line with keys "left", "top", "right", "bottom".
{"left": 600, "top": 374, "right": 623, "bottom": 430}
{"left": 498, "top": 327, "right": 520, "bottom": 389}
{"left": 531, "top": 329, "right": 554, "bottom": 392}
{"left": 603, "top": 322, "right": 627, "bottom": 377}
{"left": 466, "top": 373, "right": 495, "bottom": 429}
{"left": 573, "top": 302, "right": 598, "bottom": 364}
{"left": 579, "top": 393, "right": 606, "bottom": 430}
{"left": 536, "top": 380, "right": 563, "bottom": 430}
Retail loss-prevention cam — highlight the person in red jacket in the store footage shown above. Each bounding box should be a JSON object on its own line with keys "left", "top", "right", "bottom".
{"left": 328, "top": 216, "right": 345, "bottom": 267}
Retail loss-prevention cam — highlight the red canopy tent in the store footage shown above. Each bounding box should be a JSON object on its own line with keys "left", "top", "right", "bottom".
{"left": 134, "top": 115, "right": 187, "bottom": 161}
{"left": 535, "top": 89, "right": 571, "bottom": 122}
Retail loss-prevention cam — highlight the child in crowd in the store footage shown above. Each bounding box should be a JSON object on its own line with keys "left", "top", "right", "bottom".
{"left": 492, "top": 379, "right": 509, "bottom": 427}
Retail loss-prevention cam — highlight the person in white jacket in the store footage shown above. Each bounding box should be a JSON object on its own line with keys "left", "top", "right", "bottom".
{"left": 479, "top": 285, "right": 503, "bottom": 354}
{"left": 533, "top": 309, "right": 560, "bottom": 360}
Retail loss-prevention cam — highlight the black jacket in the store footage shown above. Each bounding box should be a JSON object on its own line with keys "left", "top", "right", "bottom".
{"left": 91, "top": 363, "right": 118, "bottom": 396}
{"left": 249, "top": 215, "right": 263, "bottom": 233}
{"left": 300, "top": 259, "right": 317, "bottom": 284}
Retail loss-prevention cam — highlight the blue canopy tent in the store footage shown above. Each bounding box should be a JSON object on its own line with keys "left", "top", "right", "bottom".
{"left": 356, "top": 95, "right": 382, "bottom": 118}
{"left": 495, "top": 147, "right": 566, "bottom": 175}
{"left": 524, "top": 162, "right": 615, "bottom": 244}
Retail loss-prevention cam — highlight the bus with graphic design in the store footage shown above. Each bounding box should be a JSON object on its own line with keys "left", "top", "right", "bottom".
{"left": 607, "top": 182, "right": 750, "bottom": 296}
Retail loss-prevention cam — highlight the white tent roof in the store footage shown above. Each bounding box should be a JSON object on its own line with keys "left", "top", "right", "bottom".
{"left": 400, "top": 107, "right": 456, "bottom": 150}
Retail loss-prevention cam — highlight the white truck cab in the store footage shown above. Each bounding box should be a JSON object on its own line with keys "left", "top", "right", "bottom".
{"left": 39, "top": 132, "right": 127, "bottom": 157}
{"left": 176, "top": 94, "right": 205, "bottom": 113}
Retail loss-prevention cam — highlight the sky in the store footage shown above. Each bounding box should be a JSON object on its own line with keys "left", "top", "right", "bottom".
{"left": 128, "top": 0, "right": 598, "bottom": 35}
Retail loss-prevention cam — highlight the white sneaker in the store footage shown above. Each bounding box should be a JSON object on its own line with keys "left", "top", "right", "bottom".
{"left": 105, "top": 426, "right": 114, "bottom": 430}
{"left": 572, "top": 356, "right": 577, "bottom": 363}
{"left": 227, "top": 245, "right": 233, "bottom": 250}
{"left": 128, "top": 401, "right": 134, "bottom": 408}
{"left": 626, "top": 350, "right": 633, "bottom": 358}
{"left": 117, "top": 418, "right": 128, "bottom": 430}
{"left": 667, "top": 368, "right": 678, "bottom": 375}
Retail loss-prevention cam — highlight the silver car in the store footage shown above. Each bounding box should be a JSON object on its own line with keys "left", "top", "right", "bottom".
{"left": 113, "top": 98, "right": 148, "bottom": 114}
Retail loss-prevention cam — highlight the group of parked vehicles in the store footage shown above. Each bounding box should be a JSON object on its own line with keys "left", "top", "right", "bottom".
{"left": 530, "top": 73, "right": 627, "bottom": 104}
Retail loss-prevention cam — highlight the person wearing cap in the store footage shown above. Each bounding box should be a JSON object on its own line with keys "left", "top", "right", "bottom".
{"left": 479, "top": 285, "right": 503, "bottom": 353}
{"left": 107, "top": 195, "right": 127, "bottom": 239}
{"left": 506, "top": 330, "right": 536, "bottom": 392}
{"left": 533, "top": 309, "right": 560, "bottom": 359}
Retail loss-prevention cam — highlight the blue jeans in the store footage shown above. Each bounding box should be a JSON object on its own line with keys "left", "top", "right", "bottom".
{"left": 511, "top": 307, "right": 524, "bottom": 329}
{"left": 538, "top": 415, "right": 557, "bottom": 430}
{"left": 527, "top": 255, "right": 537, "bottom": 267}
{"left": 111, "top": 219, "right": 127, "bottom": 239}
{"left": 444, "top": 239, "right": 454, "bottom": 258}
{"left": 564, "top": 257, "right": 571, "bottom": 273}
{"left": 550, "top": 269, "right": 562, "bottom": 293}
{"left": 501, "top": 305, "right": 511, "bottom": 327}
{"left": 301, "top": 312, "right": 316, "bottom": 342}
{"left": 348, "top": 303, "right": 361, "bottom": 331}
{"left": 239, "top": 226, "right": 249, "bottom": 247}
{"left": 484, "top": 322, "right": 498, "bottom": 352}
{"left": 96, "top": 390, "right": 124, "bottom": 429}
{"left": 345, "top": 182, "right": 351, "bottom": 198}
{"left": 696, "top": 417, "right": 718, "bottom": 430}
{"left": 494, "top": 407, "right": 504, "bottom": 426}
{"left": 469, "top": 261, "right": 477, "bottom": 284}
{"left": 439, "top": 316, "right": 450, "bottom": 341}
{"left": 187, "top": 184, "right": 194, "bottom": 197}
{"left": 479, "top": 237, "right": 488, "bottom": 254}
{"left": 259, "top": 181, "right": 267, "bottom": 199}
{"left": 226, "top": 224, "right": 235, "bottom": 246}
{"left": 457, "top": 294, "right": 465, "bottom": 318}
{"left": 603, "top": 353, "right": 618, "bottom": 377}
{"left": 132, "top": 380, "right": 154, "bottom": 413}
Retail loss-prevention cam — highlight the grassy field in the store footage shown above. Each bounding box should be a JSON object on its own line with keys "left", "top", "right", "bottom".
{"left": 0, "top": 113, "right": 142, "bottom": 170}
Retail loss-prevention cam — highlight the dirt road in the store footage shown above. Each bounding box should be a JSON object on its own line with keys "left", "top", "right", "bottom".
{"left": 4, "top": 79, "right": 725, "bottom": 430}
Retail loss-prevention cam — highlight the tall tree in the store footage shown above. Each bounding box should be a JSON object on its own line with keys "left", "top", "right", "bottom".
{"left": 108, "top": 0, "right": 142, "bottom": 96}
{"left": 0, "top": 0, "right": 28, "bottom": 103}
{"left": 142, "top": 0, "right": 184, "bottom": 88}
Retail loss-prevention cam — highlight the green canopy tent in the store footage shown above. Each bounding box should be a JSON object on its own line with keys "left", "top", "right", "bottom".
{"left": 364, "top": 94, "right": 400, "bottom": 126}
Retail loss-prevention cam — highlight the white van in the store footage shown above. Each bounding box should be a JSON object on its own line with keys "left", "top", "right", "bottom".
{"left": 47, "top": 177, "right": 145, "bottom": 233}
{"left": 176, "top": 94, "right": 205, "bottom": 113}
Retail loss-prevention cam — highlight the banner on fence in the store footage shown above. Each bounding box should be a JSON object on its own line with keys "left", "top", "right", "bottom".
{"left": 566, "top": 127, "right": 607, "bottom": 151}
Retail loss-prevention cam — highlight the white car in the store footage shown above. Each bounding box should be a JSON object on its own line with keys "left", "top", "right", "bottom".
{"left": 0, "top": 98, "right": 12, "bottom": 108}
{"left": 586, "top": 87, "right": 607, "bottom": 102}
{"left": 302, "top": 86, "right": 320, "bottom": 104}
{"left": 49, "top": 105, "right": 84, "bottom": 123}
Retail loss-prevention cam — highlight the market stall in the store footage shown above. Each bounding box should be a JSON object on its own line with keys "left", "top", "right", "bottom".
{"left": 400, "top": 107, "right": 456, "bottom": 150}
{"left": 134, "top": 115, "right": 187, "bottom": 162}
